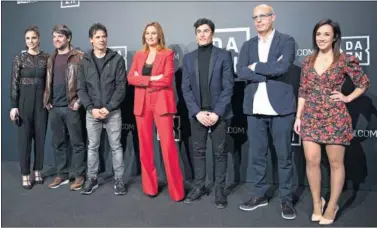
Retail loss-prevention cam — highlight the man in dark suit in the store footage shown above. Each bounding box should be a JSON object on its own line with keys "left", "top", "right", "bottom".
{"left": 237, "top": 4, "right": 297, "bottom": 219}
{"left": 181, "top": 18, "right": 234, "bottom": 209}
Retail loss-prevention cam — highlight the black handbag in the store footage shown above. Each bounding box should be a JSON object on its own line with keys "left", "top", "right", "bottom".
{"left": 13, "top": 114, "right": 21, "bottom": 127}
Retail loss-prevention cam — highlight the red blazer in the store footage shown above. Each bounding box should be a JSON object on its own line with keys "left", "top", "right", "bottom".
{"left": 128, "top": 49, "right": 177, "bottom": 116}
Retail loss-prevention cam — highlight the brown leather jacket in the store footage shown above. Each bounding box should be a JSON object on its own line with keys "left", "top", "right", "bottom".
{"left": 43, "top": 47, "right": 84, "bottom": 109}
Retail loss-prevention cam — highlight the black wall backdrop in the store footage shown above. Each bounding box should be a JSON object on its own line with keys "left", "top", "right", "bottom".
{"left": 2, "top": 1, "right": 377, "bottom": 191}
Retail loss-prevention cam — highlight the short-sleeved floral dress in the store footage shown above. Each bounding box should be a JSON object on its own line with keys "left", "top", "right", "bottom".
{"left": 298, "top": 54, "right": 370, "bottom": 145}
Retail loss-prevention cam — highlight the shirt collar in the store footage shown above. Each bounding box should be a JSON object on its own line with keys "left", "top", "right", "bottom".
{"left": 258, "top": 29, "right": 275, "bottom": 43}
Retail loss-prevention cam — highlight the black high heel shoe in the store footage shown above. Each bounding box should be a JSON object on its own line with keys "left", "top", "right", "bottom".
{"left": 22, "top": 175, "right": 33, "bottom": 190}
{"left": 145, "top": 185, "right": 164, "bottom": 198}
{"left": 34, "top": 171, "right": 44, "bottom": 185}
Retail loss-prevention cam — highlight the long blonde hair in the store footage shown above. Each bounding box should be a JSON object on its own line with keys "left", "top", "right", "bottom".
{"left": 142, "top": 21, "right": 167, "bottom": 52}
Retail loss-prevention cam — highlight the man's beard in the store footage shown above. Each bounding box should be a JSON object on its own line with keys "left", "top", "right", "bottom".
{"left": 57, "top": 43, "right": 69, "bottom": 50}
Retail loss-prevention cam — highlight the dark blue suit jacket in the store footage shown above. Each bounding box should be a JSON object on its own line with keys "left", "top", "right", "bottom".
{"left": 182, "top": 46, "right": 234, "bottom": 119}
{"left": 237, "top": 30, "right": 296, "bottom": 116}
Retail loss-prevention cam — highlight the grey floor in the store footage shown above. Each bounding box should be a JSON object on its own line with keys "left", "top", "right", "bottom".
{"left": 2, "top": 161, "right": 377, "bottom": 227}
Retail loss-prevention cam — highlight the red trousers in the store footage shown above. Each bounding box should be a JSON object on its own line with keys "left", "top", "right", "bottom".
{"left": 135, "top": 91, "right": 185, "bottom": 201}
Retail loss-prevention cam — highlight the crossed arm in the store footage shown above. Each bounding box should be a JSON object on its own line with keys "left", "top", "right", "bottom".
{"left": 128, "top": 51, "right": 175, "bottom": 89}
{"left": 237, "top": 37, "right": 296, "bottom": 81}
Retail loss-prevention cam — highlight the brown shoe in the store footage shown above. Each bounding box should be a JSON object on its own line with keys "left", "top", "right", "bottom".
{"left": 70, "top": 176, "right": 84, "bottom": 191}
{"left": 48, "top": 176, "right": 69, "bottom": 189}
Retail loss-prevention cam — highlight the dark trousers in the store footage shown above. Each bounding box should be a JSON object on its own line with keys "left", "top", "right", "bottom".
{"left": 190, "top": 118, "right": 228, "bottom": 191}
{"left": 49, "top": 106, "right": 86, "bottom": 179}
{"left": 247, "top": 114, "right": 295, "bottom": 203}
{"left": 18, "top": 86, "right": 47, "bottom": 175}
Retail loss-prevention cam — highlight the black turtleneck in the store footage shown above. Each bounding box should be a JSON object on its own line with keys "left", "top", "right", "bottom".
{"left": 198, "top": 43, "right": 213, "bottom": 110}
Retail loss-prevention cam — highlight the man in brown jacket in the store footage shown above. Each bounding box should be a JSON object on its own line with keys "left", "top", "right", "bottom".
{"left": 44, "top": 24, "right": 86, "bottom": 191}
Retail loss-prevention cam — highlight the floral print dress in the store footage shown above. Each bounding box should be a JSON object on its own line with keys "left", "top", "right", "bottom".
{"left": 298, "top": 54, "right": 370, "bottom": 145}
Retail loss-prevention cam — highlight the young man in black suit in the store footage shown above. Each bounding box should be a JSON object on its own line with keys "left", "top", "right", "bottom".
{"left": 181, "top": 18, "right": 234, "bottom": 209}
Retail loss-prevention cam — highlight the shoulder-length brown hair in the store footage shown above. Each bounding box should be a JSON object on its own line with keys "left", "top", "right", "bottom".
{"left": 309, "top": 18, "right": 342, "bottom": 67}
{"left": 142, "top": 22, "right": 167, "bottom": 52}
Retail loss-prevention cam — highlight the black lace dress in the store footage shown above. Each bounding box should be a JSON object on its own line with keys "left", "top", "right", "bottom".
{"left": 10, "top": 51, "right": 49, "bottom": 175}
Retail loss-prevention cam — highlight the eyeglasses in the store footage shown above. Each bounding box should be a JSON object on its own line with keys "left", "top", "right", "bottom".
{"left": 252, "top": 13, "right": 274, "bottom": 21}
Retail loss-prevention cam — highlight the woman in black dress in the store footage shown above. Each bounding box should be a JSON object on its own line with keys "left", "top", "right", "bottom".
{"left": 9, "top": 25, "right": 49, "bottom": 189}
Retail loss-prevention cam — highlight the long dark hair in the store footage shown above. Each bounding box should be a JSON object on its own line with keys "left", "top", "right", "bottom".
{"left": 310, "top": 18, "right": 342, "bottom": 67}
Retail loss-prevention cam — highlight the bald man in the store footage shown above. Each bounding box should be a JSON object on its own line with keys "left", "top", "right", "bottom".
{"left": 237, "top": 4, "right": 297, "bottom": 219}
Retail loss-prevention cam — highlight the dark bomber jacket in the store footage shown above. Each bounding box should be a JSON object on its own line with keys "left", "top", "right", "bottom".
{"left": 77, "top": 48, "right": 126, "bottom": 113}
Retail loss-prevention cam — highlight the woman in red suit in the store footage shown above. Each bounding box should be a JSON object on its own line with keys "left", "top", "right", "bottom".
{"left": 128, "top": 21, "right": 185, "bottom": 202}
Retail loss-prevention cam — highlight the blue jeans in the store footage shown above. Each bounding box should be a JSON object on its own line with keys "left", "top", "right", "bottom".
{"left": 86, "top": 109, "right": 124, "bottom": 180}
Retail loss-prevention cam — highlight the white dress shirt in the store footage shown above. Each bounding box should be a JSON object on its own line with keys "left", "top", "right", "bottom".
{"left": 252, "top": 29, "right": 278, "bottom": 115}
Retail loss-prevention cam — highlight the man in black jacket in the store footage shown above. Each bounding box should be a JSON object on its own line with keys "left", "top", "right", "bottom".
{"left": 77, "top": 23, "right": 127, "bottom": 195}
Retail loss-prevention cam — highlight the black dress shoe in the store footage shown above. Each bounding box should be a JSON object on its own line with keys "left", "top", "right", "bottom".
{"left": 215, "top": 190, "right": 227, "bottom": 209}
{"left": 184, "top": 187, "right": 209, "bottom": 203}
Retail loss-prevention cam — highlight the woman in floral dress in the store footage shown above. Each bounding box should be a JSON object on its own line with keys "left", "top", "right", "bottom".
{"left": 294, "top": 19, "right": 370, "bottom": 225}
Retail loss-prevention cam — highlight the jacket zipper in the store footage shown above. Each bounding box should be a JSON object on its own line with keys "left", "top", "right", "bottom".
{"left": 96, "top": 58, "right": 103, "bottom": 107}
{"left": 66, "top": 55, "right": 71, "bottom": 108}
{"left": 98, "top": 56, "right": 110, "bottom": 108}
{"left": 88, "top": 52, "right": 113, "bottom": 108}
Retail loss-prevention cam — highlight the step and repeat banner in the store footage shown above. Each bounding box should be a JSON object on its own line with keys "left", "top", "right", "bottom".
{"left": 2, "top": 1, "right": 377, "bottom": 190}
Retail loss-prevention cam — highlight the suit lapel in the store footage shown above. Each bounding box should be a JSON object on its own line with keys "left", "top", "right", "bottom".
{"left": 208, "top": 46, "right": 218, "bottom": 86}
{"left": 194, "top": 50, "right": 200, "bottom": 90}
{"left": 268, "top": 31, "right": 280, "bottom": 61}
{"left": 152, "top": 52, "right": 163, "bottom": 75}
{"left": 138, "top": 51, "right": 148, "bottom": 73}
{"left": 251, "top": 38, "right": 259, "bottom": 63}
